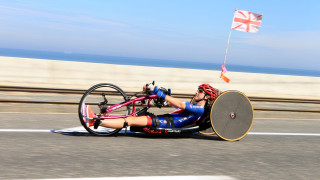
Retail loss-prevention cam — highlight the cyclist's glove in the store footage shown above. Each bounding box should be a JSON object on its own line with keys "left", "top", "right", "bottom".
{"left": 153, "top": 86, "right": 167, "bottom": 99}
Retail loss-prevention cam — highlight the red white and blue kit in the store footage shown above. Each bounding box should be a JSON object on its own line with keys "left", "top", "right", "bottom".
{"left": 146, "top": 102, "right": 204, "bottom": 128}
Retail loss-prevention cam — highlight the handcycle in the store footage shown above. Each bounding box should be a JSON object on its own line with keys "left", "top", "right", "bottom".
{"left": 78, "top": 81, "right": 254, "bottom": 141}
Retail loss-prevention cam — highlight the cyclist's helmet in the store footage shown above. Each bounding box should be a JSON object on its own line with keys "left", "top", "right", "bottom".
{"left": 198, "top": 84, "right": 217, "bottom": 101}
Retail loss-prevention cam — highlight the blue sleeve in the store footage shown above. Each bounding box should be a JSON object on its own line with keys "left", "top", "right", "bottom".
{"left": 184, "top": 102, "right": 204, "bottom": 115}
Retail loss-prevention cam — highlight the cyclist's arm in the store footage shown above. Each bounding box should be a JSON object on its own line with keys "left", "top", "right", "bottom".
{"left": 166, "top": 96, "right": 204, "bottom": 114}
{"left": 165, "top": 95, "right": 186, "bottom": 110}
{"left": 184, "top": 102, "right": 204, "bottom": 114}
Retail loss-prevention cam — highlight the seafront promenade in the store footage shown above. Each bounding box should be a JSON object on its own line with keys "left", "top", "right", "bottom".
{"left": 1, "top": 56, "right": 320, "bottom": 99}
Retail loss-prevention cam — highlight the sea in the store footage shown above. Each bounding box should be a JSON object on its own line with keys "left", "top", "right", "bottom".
{"left": 1, "top": 48, "right": 319, "bottom": 77}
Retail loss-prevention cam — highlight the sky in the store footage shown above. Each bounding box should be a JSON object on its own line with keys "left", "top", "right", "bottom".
{"left": 0, "top": 0, "right": 319, "bottom": 70}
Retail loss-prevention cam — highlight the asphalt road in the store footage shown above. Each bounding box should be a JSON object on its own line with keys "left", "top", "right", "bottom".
{"left": 0, "top": 112, "right": 320, "bottom": 180}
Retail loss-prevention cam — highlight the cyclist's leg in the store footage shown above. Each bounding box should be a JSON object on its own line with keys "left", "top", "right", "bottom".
{"left": 148, "top": 113, "right": 177, "bottom": 128}
{"left": 99, "top": 116, "right": 150, "bottom": 129}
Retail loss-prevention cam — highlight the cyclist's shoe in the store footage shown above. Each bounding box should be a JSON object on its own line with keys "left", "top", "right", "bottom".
{"left": 82, "top": 104, "right": 97, "bottom": 127}
{"left": 94, "top": 118, "right": 101, "bottom": 129}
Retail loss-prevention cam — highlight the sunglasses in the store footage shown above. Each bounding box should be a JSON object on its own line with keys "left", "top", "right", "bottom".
{"left": 197, "top": 89, "right": 204, "bottom": 94}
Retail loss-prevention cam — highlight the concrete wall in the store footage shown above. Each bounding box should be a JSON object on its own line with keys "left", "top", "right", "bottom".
{"left": 1, "top": 56, "right": 320, "bottom": 99}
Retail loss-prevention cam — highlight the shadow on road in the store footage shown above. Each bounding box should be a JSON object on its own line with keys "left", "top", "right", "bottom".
{"left": 53, "top": 131, "right": 223, "bottom": 141}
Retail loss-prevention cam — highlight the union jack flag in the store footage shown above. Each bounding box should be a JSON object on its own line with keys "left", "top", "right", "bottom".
{"left": 232, "top": 10, "right": 263, "bottom": 33}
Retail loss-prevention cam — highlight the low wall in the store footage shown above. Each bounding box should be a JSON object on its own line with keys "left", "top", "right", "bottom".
{"left": 1, "top": 56, "right": 320, "bottom": 99}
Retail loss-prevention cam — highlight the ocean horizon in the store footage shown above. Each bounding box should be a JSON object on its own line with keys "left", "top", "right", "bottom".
{"left": 1, "top": 48, "right": 319, "bottom": 77}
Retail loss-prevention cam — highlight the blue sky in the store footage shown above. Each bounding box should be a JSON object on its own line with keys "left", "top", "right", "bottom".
{"left": 0, "top": 0, "right": 319, "bottom": 70}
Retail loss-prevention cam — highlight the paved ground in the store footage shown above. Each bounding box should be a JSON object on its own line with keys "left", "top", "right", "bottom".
{"left": 0, "top": 91, "right": 319, "bottom": 179}
{"left": 0, "top": 112, "right": 319, "bottom": 180}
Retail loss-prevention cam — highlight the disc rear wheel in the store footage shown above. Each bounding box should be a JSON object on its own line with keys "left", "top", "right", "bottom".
{"left": 210, "top": 91, "right": 254, "bottom": 141}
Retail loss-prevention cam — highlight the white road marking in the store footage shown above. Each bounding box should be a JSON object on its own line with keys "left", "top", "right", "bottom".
{"left": 0, "top": 129, "right": 53, "bottom": 132}
{"left": 41, "top": 175, "right": 236, "bottom": 180}
{"left": 0, "top": 127, "right": 320, "bottom": 137}
{"left": 248, "top": 132, "right": 320, "bottom": 136}
{"left": 254, "top": 118, "right": 320, "bottom": 121}
{"left": 53, "top": 126, "right": 88, "bottom": 133}
{"left": 0, "top": 112, "right": 76, "bottom": 114}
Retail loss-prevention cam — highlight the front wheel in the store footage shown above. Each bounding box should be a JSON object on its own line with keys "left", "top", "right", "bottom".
{"left": 78, "top": 83, "right": 130, "bottom": 136}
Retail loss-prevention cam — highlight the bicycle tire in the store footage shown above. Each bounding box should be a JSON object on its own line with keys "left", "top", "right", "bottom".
{"left": 78, "top": 83, "right": 130, "bottom": 136}
{"left": 210, "top": 91, "right": 254, "bottom": 141}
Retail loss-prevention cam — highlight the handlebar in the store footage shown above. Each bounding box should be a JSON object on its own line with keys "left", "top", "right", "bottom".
{"left": 144, "top": 81, "right": 171, "bottom": 96}
{"left": 144, "top": 81, "right": 154, "bottom": 94}
{"left": 144, "top": 81, "right": 171, "bottom": 108}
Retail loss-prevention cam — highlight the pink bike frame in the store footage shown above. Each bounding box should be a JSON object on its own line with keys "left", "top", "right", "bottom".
{"left": 100, "top": 94, "right": 159, "bottom": 119}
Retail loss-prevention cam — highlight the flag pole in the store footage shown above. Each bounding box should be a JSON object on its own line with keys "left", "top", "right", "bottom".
{"left": 223, "top": 8, "right": 237, "bottom": 65}
{"left": 220, "top": 8, "right": 237, "bottom": 83}
{"left": 223, "top": 27, "right": 233, "bottom": 66}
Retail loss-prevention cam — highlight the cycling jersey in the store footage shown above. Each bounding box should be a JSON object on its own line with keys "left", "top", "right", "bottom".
{"left": 147, "top": 102, "right": 204, "bottom": 128}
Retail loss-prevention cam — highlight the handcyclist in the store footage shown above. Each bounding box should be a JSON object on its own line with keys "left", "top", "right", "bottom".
{"left": 89, "top": 84, "right": 218, "bottom": 129}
